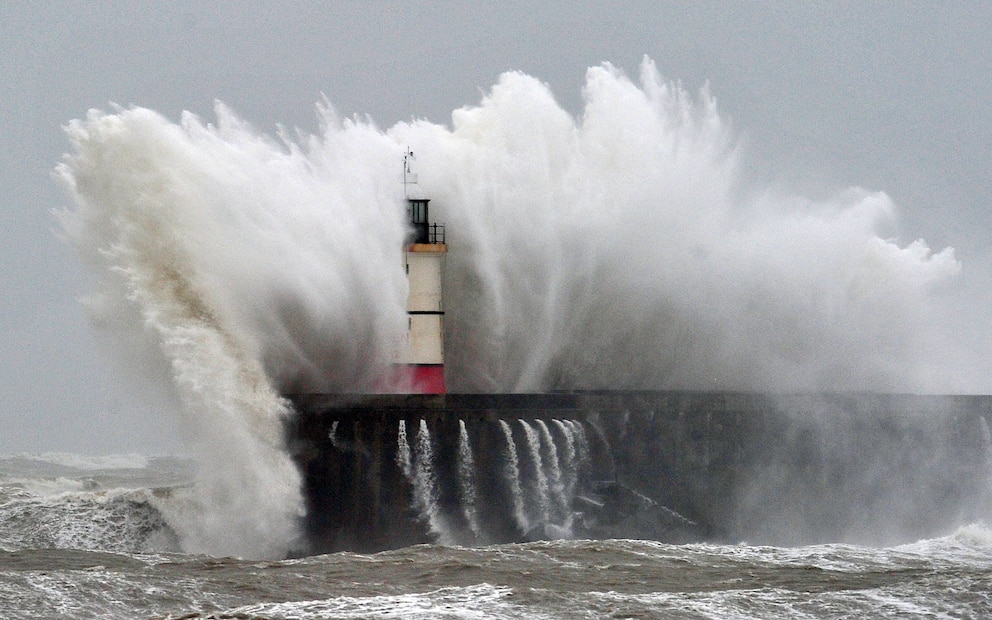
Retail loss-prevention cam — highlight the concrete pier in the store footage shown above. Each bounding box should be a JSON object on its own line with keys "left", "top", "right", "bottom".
{"left": 286, "top": 392, "right": 992, "bottom": 554}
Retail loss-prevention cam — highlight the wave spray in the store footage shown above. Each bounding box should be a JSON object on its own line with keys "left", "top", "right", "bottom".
{"left": 57, "top": 57, "right": 969, "bottom": 557}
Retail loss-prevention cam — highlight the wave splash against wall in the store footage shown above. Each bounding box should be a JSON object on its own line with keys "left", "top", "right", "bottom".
{"left": 57, "top": 58, "right": 970, "bottom": 557}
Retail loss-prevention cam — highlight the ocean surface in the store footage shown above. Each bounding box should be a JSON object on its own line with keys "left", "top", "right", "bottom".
{"left": 2, "top": 453, "right": 991, "bottom": 619}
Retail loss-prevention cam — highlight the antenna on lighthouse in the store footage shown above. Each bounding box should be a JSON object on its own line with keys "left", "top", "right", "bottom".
{"left": 403, "top": 147, "right": 418, "bottom": 198}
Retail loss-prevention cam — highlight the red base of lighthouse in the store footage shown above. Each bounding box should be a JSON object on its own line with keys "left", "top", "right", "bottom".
{"left": 408, "top": 364, "right": 446, "bottom": 394}
{"left": 375, "top": 364, "right": 446, "bottom": 394}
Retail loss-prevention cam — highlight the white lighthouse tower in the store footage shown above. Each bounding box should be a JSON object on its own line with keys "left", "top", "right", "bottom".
{"left": 399, "top": 149, "right": 446, "bottom": 394}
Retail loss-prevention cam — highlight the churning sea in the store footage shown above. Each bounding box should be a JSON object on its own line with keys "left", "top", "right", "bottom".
{"left": 2, "top": 453, "right": 991, "bottom": 619}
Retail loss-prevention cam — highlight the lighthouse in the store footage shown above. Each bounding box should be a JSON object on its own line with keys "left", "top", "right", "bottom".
{"left": 399, "top": 149, "right": 446, "bottom": 394}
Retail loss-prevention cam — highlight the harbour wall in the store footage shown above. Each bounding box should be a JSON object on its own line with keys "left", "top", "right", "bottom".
{"left": 286, "top": 392, "right": 992, "bottom": 554}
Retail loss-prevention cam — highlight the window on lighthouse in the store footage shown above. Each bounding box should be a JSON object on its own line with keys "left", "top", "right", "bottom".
{"left": 409, "top": 200, "right": 428, "bottom": 224}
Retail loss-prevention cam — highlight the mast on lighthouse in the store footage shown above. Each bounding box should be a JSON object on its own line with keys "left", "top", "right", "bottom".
{"left": 399, "top": 149, "right": 446, "bottom": 394}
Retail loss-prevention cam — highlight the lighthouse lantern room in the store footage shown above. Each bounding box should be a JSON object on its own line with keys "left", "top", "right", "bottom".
{"left": 399, "top": 149, "right": 446, "bottom": 394}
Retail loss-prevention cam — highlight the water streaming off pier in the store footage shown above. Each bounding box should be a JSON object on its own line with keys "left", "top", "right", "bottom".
{"left": 395, "top": 416, "right": 590, "bottom": 545}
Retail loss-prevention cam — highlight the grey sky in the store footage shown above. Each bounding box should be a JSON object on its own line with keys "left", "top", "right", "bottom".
{"left": 2, "top": 1, "right": 990, "bottom": 453}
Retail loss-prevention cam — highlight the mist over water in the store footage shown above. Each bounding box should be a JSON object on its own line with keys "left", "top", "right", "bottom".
{"left": 57, "top": 58, "right": 978, "bottom": 556}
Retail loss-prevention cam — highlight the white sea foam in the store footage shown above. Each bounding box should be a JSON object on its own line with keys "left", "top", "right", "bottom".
{"left": 0, "top": 486, "right": 178, "bottom": 553}
{"left": 893, "top": 522, "right": 992, "bottom": 565}
{"left": 55, "top": 57, "right": 980, "bottom": 556}
{"left": 577, "top": 585, "right": 982, "bottom": 619}
{"left": 215, "top": 584, "right": 542, "bottom": 620}
{"left": 948, "top": 522, "right": 992, "bottom": 547}
{"left": 2, "top": 537, "right": 990, "bottom": 619}
{"left": 199, "top": 581, "right": 990, "bottom": 620}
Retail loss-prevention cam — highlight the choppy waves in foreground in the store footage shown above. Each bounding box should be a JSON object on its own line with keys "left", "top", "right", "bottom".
{"left": 2, "top": 454, "right": 991, "bottom": 619}
{"left": 3, "top": 532, "right": 991, "bottom": 618}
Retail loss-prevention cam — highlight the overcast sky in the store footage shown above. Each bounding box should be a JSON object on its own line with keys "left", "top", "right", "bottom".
{"left": 2, "top": 1, "right": 990, "bottom": 454}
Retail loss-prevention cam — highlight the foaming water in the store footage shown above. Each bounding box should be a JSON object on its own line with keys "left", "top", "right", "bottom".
{"left": 2, "top": 452, "right": 991, "bottom": 618}
{"left": 5, "top": 531, "right": 992, "bottom": 619}
{"left": 0, "top": 487, "right": 178, "bottom": 553}
{"left": 56, "top": 57, "right": 979, "bottom": 556}
{"left": 0, "top": 456, "right": 189, "bottom": 554}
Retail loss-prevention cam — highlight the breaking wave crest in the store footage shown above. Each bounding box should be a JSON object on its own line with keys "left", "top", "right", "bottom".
{"left": 0, "top": 485, "right": 179, "bottom": 554}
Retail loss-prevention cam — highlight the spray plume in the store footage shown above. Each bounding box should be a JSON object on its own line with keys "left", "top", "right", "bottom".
{"left": 57, "top": 57, "right": 967, "bottom": 557}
